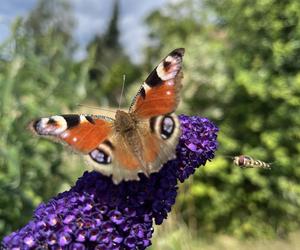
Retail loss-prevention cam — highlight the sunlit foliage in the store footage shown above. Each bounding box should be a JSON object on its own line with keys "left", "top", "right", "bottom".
{"left": 145, "top": 0, "right": 300, "bottom": 238}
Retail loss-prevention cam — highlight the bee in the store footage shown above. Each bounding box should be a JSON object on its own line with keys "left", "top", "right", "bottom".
{"left": 233, "top": 155, "right": 272, "bottom": 169}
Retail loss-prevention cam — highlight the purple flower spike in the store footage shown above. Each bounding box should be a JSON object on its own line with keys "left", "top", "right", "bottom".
{"left": 2, "top": 115, "right": 218, "bottom": 249}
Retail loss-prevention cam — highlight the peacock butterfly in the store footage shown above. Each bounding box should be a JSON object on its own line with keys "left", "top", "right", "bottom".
{"left": 30, "top": 48, "right": 185, "bottom": 184}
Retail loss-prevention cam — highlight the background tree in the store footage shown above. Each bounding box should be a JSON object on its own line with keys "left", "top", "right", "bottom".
{"left": 86, "top": 0, "right": 141, "bottom": 106}
{"left": 0, "top": 0, "right": 88, "bottom": 239}
{"left": 145, "top": 0, "right": 300, "bottom": 238}
{"left": 24, "top": 0, "right": 76, "bottom": 59}
{"left": 205, "top": 0, "right": 300, "bottom": 237}
{"left": 0, "top": 0, "right": 141, "bottom": 239}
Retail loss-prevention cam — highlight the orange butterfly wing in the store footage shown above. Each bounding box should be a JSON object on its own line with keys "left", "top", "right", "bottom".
{"left": 129, "top": 48, "right": 184, "bottom": 118}
{"left": 31, "top": 114, "right": 113, "bottom": 153}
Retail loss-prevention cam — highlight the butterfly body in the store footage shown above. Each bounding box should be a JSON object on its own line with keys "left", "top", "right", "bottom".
{"left": 114, "top": 110, "right": 137, "bottom": 133}
{"left": 30, "top": 48, "right": 185, "bottom": 184}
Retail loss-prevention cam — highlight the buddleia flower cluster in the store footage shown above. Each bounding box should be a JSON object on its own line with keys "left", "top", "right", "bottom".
{"left": 2, "top": 115, "right": 218, "bottom": 249}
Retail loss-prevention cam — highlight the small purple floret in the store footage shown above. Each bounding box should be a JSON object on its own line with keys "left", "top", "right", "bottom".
{"left": 23, "top": 236, "right": 35, "bottom": 247}
{"left": 2, "top": 115, "right": 218, "bottom": 249}
{"left": 58, "top": 232, "right": 72, "bottom": 246}
{"left": 63, "top": 214, "right": 75, "bottom": 224}
{"left": 70, "top": 242, "right": 85, "bottom": 250}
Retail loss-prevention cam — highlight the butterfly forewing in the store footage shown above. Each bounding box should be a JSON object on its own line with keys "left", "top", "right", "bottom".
{"left": 31, "top": 114, "right": 113, "bottom": 153}
{"left": 129, "top": 48, "right": 184, "bottom": 118}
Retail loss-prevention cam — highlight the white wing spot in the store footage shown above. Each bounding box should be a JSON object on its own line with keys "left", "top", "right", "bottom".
{"left": 35, "top": 116, "right": 68, "bottom": 135}
{"left": 156, "top": 55, "right": 181, "bottom": 81}
{"left": 61, "top": 131, "right": 70, "bottom": 139}
{"left": 80, "top": 115, "right": 88, "bottom": 122}
{"left": 165, "top": 56, "right": 174, "bottom": 63}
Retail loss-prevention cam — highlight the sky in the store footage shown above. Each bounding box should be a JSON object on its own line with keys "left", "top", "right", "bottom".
{"left": 0, "top": 0, "right": 169, "bottom": 62}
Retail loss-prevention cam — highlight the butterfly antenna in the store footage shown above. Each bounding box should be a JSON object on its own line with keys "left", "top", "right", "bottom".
{"left": 76, "top": 104, "right": 116, "bottom": 114}
{"left": 118, "top": 74, "right": 126, "bottom": 110}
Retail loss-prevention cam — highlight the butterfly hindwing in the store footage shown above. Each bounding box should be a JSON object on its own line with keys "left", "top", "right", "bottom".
{"left": 86, "top": 132, "right": 143, "bottom": 183}
{"left": 138, "top": 113, "right": 180, "bottom": 171}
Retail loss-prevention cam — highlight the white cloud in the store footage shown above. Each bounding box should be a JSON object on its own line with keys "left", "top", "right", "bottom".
{"left": 0, "top": 1, "right": 37, "bottom": 43}
{"left": 0, "top": 1, "right": 37, "bottom": 15}
{"left": 120, "top": 15, "right": 148, "bottom": 62}
{"left": 118, "top": 0, "right": 168, "bottom": 62}
{"left": 0, "top": 0, "right": 170, "bottom": 62}
{"left": 72, "top": 0, "right": 169, "bottom": 62}
{"left": 74, "top": 12, "right": 106, "bottom": 44}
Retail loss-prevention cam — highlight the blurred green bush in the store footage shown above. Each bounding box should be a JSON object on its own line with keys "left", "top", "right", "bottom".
{"left": 0, "top": 0, "right": 140, "bottom": 239}
{"left": 145, "top": 0, "right": 300, "bottom": 238}
{"left": 0, "top": 1, "right": 87, "bottom": 238}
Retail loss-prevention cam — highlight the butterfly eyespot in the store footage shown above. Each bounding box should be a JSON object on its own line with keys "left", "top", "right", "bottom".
{"left": 33, "top": 116, "right": 68, "bottom": 135}
{"left": 160, "top": 116, "right": 175, "bottom": 140}
{"left": 89, "top": 148, "right": 112, "bottom": 164}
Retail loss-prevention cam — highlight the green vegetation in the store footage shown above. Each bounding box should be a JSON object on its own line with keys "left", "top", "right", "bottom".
{"left": 1, "top": 0, "right": 300, "bottom": 245}
{"left": 0, "top": 0, "right": 140, "bottom": 239}
{"left": 145, "top": 0, "right": 300, "bottom": 238}
{"left": 0, "top": 0, "right": 87, "bottom": 238}
{"left": 150, "top": 216, "right": 300, "bottom": 250}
